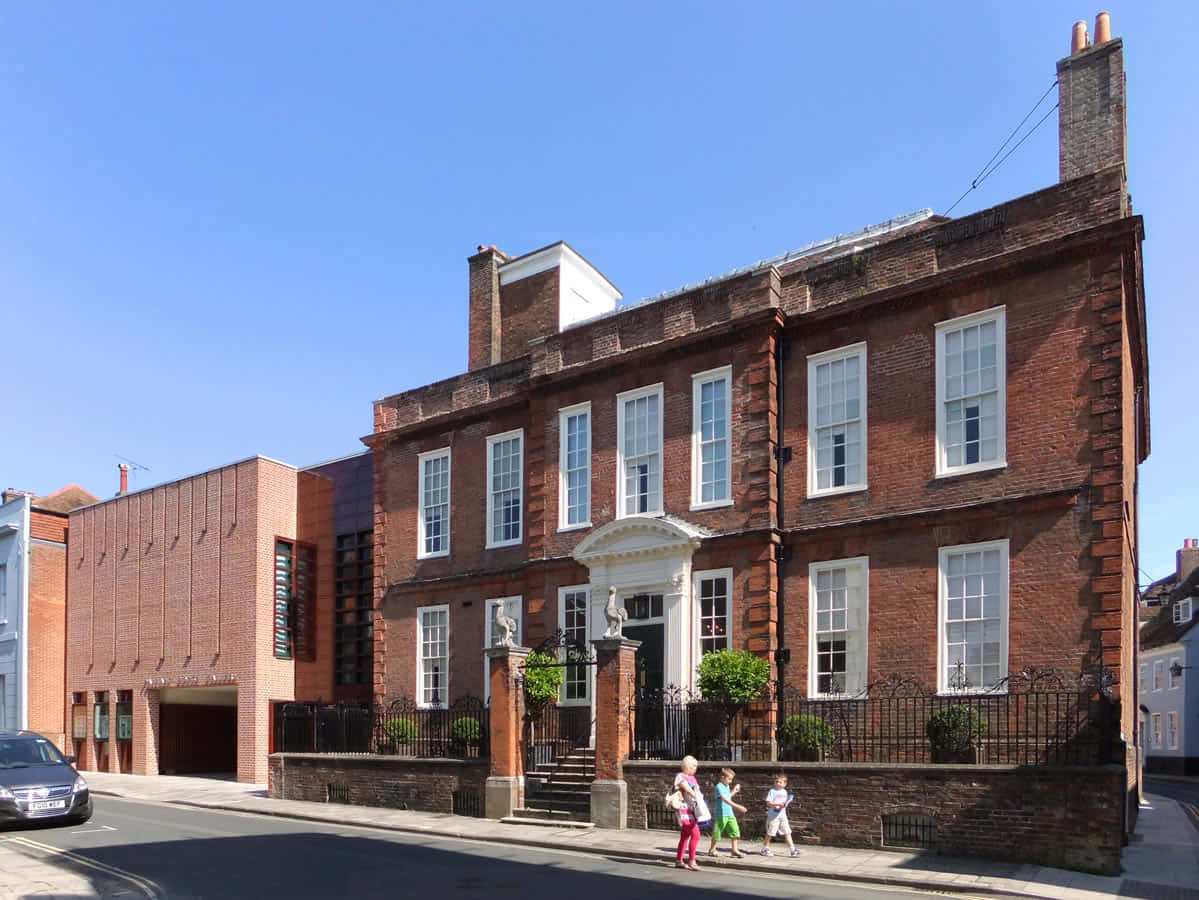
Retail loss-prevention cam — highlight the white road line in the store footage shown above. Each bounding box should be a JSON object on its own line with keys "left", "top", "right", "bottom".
{"left": 70, "top": 824, "right": 118, "bottom": 834}
{"left": 6, "top": 835, "right": 162, "bottom": 899}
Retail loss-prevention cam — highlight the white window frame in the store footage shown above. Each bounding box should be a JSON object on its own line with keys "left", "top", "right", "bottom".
{"left": 807, "top": 343, "right": 868, "bottom": 497}
{"left": 691, "top": 366, "right": 734, "bottom": 510}
{"left": 416, "top": 603, "right": 450, "bottom": 709}
{"left": 1167, "top": 711, "right": 1178, "bottom": 750}
{"left": 693, "top": 568, "right": 734, "bottom": 659}
{"left": 0, "top": 563, "right": 7, "bottom": 624}
{"left": 485, "top": 429, "right": 524, "bottom": 549}
{"left": 1174, "top": 598, "right": 1193, "bottom": 624}
{"left": 558, "top": 403, "right": 592, "bottom": 531}
{"left": 417, "top": 448, "right": 451, "bottom": 559}
{"left": 937, "top": 539, "right": 1009, "bottom": 694}
{"left": 807, "top": 557, "right": 869, "bottom": 697}
{"left": 616, "top": 383, "right": 664, "bottom": 518}
{"left": 1151, "top": 713, "right": 1162, "bottom": 748}
{"left": 1169, "top": 657, "right": 1181, "bottom": 690}
{"left": 1153, "top": 660, "right": 1163, "bottom": 692}
{"left": 557, "top": 585, "right": 591, "bottom": 706}
{"left": 935, "top": 306, "right": 1007, "bottom": 478}
{"left": 483, "top": 596, "right": 523, "bottom": 702}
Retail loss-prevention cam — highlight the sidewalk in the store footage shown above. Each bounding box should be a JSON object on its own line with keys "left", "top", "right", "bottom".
{"left": 28, "top": 772, "right": 1199, "bottom": 899}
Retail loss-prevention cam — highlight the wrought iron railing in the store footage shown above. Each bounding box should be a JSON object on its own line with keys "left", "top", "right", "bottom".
{"left": 524, "top": 704, "right": 591, "bottom": 770}
{"left": 273, "top": 696, "right": 489, "bottom": 759}
{"left": 629, "top": 668, "right": 1118, "bottom": 766}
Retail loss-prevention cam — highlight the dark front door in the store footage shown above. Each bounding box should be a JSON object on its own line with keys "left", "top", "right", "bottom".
{"left": 624, "top": 622, "right": 665, "bottom": 695}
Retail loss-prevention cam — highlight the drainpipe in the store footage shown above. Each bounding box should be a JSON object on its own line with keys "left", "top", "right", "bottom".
{"left": 17, "top": 494, "right": 30, "bottom": 731}
{"left": 774, "top": 328, "right": 791, "bottom": 719}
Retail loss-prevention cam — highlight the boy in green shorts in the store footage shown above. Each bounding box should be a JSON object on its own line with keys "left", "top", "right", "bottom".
{"left": 706, "top": 767, "right": 748, "bottom": 858}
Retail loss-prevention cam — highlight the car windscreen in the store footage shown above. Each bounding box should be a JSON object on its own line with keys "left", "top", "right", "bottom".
{"left": 0, "top": 738, "right": 66, "bottom": 768}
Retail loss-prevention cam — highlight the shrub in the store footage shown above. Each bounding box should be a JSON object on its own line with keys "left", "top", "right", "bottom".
{"left": 926, "top": 705, "right": 987, "bottom": 752}
{"left": 523, "top": 651, "right": 565, "bottom": 710}
{"left": 778, "top": 714, "right": 836, "bottom": 754}
{"left": 451, "top": 716, "right": 483, "bottom": 746}
{"left": 696, "top": 649, "right": 771, "bottom": 706}
{"left": 384, "top": 717, "right": 418, "bottom": 744}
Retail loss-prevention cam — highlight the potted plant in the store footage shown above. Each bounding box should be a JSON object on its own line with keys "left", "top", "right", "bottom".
{"left": 777, "top": 714, "right": 836, "bottom": 761}
{"left": 692, "top": 650, "right": 772, "bottom": 757}
{"left": 449, "top": 716, "right": 483, "bottom": 756}
{"left": 380, "top": 717, "right": 418, "bottom": 755}
{"left": 926, "top": 705, "right": 987, "bottom": 763}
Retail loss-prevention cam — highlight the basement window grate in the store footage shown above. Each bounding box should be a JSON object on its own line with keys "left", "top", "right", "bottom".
{"left": 882, "top": 814, "right": 936, "bottom": 850}
{"left": 646, "top": 803, "right": 678, "bottom": 831}
{"left": 327, "top": 783, "right": 351, "bottom": 804}
{"left": 452, "top": 789, "right": 483, "bottom": 818}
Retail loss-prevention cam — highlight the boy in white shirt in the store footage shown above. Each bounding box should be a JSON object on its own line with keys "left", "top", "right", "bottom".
{"left": 761, "top": 773, "right": 800, "bottom": 857}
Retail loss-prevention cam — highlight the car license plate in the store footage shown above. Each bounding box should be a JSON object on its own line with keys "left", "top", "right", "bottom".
{"left": 29, "top": 800, "right": 67, "bottom": 811}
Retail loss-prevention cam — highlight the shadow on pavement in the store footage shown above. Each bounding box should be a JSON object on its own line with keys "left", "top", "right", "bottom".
{"left": 32, "top": 831, "right": 843, "bottom": 900}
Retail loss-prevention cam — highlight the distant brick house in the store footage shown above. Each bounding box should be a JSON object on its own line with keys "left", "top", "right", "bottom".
{"left": 0, "top": 485, "right": 97, "bottom": 749}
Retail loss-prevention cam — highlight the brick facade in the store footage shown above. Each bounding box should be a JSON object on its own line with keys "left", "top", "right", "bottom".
{"left": 366, "top": 32, "right": 1148, "bottom": 846}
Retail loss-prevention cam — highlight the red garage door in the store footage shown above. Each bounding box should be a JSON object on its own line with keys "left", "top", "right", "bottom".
{"left": 158, "top": 704, "right": 236, "bottom": 775}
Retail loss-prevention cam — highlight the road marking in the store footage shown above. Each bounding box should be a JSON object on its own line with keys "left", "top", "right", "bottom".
{"left": 5, "top": 835, "right": 162, "bottom": 899}
{"left": 71, "top": 824, "right": 118, "bottom": 834}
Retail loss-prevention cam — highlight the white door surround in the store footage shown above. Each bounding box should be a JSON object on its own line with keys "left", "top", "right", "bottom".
{"left": 572, "top": 515, "right": 706, "bottom": 691}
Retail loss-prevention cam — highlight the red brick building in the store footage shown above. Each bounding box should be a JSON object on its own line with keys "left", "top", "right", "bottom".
{"left": 368, "top": 19, "right": 1147, "bottom": 818}
{"left": 65, "top": 452, "right": 373, "bottom": 783}
{"left": 1, "top": 485, "right": 97, "bottom": 749}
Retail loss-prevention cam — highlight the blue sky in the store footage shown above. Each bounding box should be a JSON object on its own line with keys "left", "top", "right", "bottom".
{"left": 1, "top": 2, "right": 1193, "bottom": 584}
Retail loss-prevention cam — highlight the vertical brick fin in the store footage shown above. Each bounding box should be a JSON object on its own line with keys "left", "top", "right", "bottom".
{"left": 1058, "top": 39, "right": 1127, "bottom": 182}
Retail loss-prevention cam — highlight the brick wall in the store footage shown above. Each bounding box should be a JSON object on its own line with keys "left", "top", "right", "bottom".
{"left": 295, "top": 470, "right": 334, "bottom": 703}
{"left": 28, "top": 530, "right": 66, "bottom": 747}
{"left": 65, "top": 458, "right": 298, "bottom": 784}
{"left": 269, "top": 753, "right": 487, "bottom": 815}
{"left": 624, "top": 760, "right": 1124, "bottom": 874}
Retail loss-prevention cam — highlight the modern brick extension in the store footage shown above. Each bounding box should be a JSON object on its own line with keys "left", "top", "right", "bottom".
{"left": 366, "top": 17, "right": 1148, "bottom": 841}
{"left": 64, "top": 452, "right": 374, "bottom": 783}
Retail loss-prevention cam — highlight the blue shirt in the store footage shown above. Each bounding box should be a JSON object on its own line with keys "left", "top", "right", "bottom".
{"left": 713, "top": 782, "right": 734, "bottom": 819}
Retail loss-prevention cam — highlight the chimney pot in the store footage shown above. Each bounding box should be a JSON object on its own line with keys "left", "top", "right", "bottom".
{"left": 1094, "top": 11, "right": 1111, "bottom": 45}
{"left": 1071, "top": 21, "right": 1089, "bottom": 55}
{"left": 118, "top": 463, "right": 129, "bottom": 495}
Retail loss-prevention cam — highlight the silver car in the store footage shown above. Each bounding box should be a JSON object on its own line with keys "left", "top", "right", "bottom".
{"left": 0, "top": 731, "right": 93, "bottom": 826}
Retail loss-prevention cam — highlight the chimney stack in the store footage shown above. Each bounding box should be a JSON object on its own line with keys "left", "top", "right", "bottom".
{"left": 1057, "top": 12, "right": 1127, "bottom": 182}
{"left": 467, "top": 245, "right": 506, "bottom": 371}
{"left": 1179, "top": 539, "right": 1199, "bottom": 584}
{"left": 118, "top": 463, "right": 129, "bottom": 496}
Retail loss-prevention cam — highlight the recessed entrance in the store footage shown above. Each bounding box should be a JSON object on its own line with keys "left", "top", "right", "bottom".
{"left": 157, "top": 686, "right": 237, "bottom": 776}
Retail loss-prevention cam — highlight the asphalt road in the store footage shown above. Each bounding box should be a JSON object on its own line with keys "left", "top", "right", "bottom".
{"left": 4, "top": 796, "right": 958, "bottom": 900}
{"left": 1145, "top": 777, "right": 1199, "bottom": 832}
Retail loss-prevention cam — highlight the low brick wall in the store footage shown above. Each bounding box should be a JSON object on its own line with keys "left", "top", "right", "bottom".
{"left": 269, "top": 753, "right": 488, "bottom": 816}
{"left": 625, "top": 760, "right": 1124, "bottom": 875}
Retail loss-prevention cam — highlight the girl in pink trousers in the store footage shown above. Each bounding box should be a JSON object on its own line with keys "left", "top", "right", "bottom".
{"left": 673, "top": 755, "right": 703, "bottom": 870}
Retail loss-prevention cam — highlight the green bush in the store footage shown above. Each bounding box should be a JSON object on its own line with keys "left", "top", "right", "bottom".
{"left": 523, "top": 651, "right": 565, "bottom": 710}
{"left": 451, "top": 716, "right": 483, "bottom": 745}
{"left": 696, "top": 649, "right": 771, "bottom": 705}
{"left": 383, "top": 717, "right": 418, "bottom": 744}
{"left": 926, "top": 705, "right": 987, "bottom": 752}
{"left": 778, "top": 714, "right": 836, "bottom": 753}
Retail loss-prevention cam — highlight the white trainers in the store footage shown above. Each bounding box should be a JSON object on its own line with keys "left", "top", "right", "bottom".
{"left": 760, "top": 847, "right": 772, "bottom": 856}
{"left": 790, "top": 847, "right": 802, "bottom": 857}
